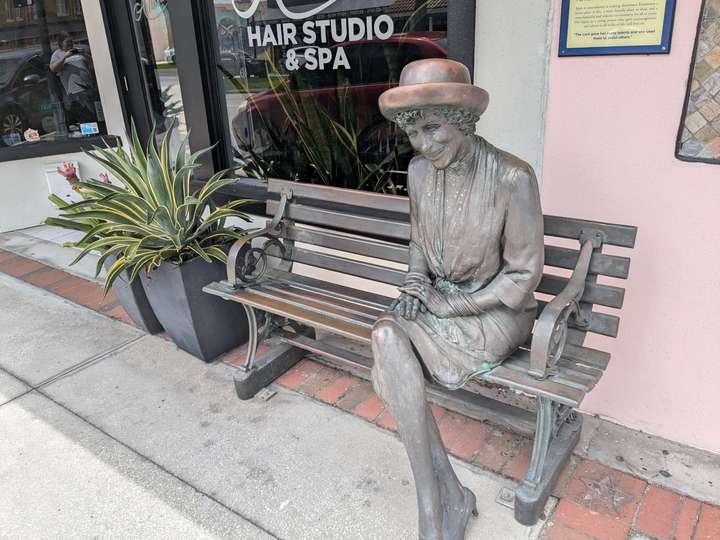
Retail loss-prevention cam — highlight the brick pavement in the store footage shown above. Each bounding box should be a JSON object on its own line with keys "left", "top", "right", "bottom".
{"left": 1, "top": 247, "right": 717, "bottom": 540}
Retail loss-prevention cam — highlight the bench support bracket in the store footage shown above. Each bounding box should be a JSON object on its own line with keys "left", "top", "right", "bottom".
{"left": 514, "top": 397, "right": 582, "bottom": 525}
{"left": 233, "top": 326, "right": 315, "bottom": 401}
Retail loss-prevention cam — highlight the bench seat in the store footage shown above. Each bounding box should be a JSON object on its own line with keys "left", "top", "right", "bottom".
{"left": 206, "top": 270, "right": 610, "bottom": 408}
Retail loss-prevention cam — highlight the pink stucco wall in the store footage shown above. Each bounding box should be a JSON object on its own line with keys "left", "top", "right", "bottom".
{"left": 542, "top": 1, "right": 720, "bottom": 454}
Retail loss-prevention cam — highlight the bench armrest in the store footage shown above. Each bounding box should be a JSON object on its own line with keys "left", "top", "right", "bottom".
{"left": 225, "top": 189, "right": 292, "bottom": 287}
{"left": 529, "top": 234, "right": 597, "bottom": 379}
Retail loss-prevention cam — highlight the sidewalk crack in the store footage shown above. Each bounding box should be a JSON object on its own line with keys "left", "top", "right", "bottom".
{"left": 0, "top": 335, "right": 146, "bottom": 408}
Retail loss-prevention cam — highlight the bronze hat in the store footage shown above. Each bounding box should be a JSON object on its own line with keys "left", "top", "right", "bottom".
{"left": 379, "top": 59, "right": 489, "bottom": 120}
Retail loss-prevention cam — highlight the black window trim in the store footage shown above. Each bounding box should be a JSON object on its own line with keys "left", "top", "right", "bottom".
{"left": 0, "top": 135, "right": 120, "bottom": 163}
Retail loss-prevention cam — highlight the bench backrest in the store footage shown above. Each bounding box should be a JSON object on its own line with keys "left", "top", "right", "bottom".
{"left": 264, "top": 178, "right": 637, "bottom": 347}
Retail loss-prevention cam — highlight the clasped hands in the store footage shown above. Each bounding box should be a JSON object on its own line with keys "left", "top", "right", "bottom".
{"left": 391, "top": 275, "right": 482, "bottom": 320}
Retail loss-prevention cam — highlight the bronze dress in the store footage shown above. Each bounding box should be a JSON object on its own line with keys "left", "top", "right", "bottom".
{"left": 375, "top": 136, "right": 544, "bottom": 390}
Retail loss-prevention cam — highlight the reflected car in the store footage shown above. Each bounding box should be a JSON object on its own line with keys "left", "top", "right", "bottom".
{"left": 219, "top": 49, "right": 265, "bottom": 80}
{"left": 0, "top": 50, "right": 57, "bottom": 147}
{"left": 231, "top": 33, "right": 447, "bottom": 156}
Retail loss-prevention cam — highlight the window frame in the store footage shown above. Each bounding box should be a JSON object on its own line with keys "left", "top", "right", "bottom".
{"left": 0, "top": 135, "right": 119, "bottom": 163}
{"left": 0, "top": 1, "right": 119, "bottom": 163}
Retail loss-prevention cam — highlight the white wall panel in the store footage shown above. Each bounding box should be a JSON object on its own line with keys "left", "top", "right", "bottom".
{"left": 474, "top": 0, "right": 554, "bottom": 180}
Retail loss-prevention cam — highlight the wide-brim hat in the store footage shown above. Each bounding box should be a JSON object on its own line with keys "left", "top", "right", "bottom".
{"left": 379, "top": 59, "right": 489, "bottom": 120}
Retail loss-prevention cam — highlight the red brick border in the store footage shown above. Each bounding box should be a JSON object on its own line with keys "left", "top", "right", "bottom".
{"left": 2, "top": 247, "right": 717, "bottom": 539}
{"left": 0, "top": 249, "right": 130, "bottom": 324}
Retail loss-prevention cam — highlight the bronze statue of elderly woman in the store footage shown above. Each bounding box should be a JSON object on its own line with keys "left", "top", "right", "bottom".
{"left": 371, "top": 59, "right": 544, "bottom": 539}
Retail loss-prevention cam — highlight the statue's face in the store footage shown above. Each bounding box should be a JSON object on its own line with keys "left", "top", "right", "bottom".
{"left": 404, "top": 111, "right": 468, "bottom": 170}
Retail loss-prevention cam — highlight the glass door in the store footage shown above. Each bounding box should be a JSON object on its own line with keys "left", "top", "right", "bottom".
{"left": 127, "top": 0, "right": 188, "bottom": 154}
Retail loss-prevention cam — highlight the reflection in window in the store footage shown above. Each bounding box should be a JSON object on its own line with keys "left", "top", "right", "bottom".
{"left": 128, "top": 0, "right": 187, "bottom": 156}
{"left": 0, "top": 0, "right": 105, "bottom": 148}
{"left": 213, "top": 0, "right": 448, "bottom": 194}
{"left": 56, "top": 0, "right": 68, "bottom": 17}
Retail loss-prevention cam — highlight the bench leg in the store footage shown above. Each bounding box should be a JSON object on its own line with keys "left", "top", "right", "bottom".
{"left": 233, "top": 321, "right": 315, "bottom": 400}
{"left": 514, "top": 397, "right": 582, "bottom": 526}
{"left": 243, "top": 305, "right": 260, "bottom": 371}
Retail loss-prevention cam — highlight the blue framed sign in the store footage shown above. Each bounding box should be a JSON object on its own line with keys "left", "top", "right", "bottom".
{"left": 559, "top": 0, "right": 676, "bottom": 57}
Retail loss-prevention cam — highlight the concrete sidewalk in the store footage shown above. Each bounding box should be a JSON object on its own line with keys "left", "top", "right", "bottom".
{"left": 0, "top": 273, "right": 548, "bottom": 539}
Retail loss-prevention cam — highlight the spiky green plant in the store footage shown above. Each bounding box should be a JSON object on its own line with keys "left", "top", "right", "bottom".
{"left": 44, "top": 125, "right": 253, "bottom": 294}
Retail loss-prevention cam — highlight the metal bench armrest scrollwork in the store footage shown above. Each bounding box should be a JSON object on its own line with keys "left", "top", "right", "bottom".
{"left": 529, "top": 229, "right": 606, "bottom": 379}
{"left": 225, "top": 188, "right": 293, "bottom": 287}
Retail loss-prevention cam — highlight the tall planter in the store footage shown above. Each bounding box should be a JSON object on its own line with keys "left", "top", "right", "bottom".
{"left": 104, "top": 256, "right": 163, "bottom": 334}
{"left": 140, "top": 255, "right": 249, "bottom": 362}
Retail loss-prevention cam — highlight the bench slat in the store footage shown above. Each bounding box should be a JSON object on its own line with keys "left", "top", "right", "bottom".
{"left": 563, "top": 343, "right": 610, "bottom": 370}
{"left": 536, "top": 300, "right": 619, "bottom": 338}
{"left": 249, "top": 286, "right": 376, "bottom": 328}
{"left": 538, "top": 274, "right": 625, "bottom": 309}
{"left": 272, "top": 272, "right": 393, "bottom": 310}
{"left": 284, "top": 225, "right": 409, "bottom": 264}
{"left": 268, "top": 201, "right": 410, "bottom": 241}
{"left": 268, "top": 178, "right": 409, "bottom": 215}
{"left": 503, "top": 350, "right": 603, "bottom": 391}
{"left": 260, "top": 282, "right": 385, "bottom": 319}
{"left": 544, "top": 215, "right": 637, "bottom": 248}
{"left": 289, "top": 247, "right": 406, "bottom": 286}
{"left": 480, "top": 366, "right": 585, "bottom": 407}
{"left": 545, "top": 245, "right": 631, "bottom": 279}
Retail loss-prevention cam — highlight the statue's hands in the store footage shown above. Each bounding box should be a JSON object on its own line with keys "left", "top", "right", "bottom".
{"left": 399, "top": 282, "right": 455, "bottom": 319}
{"left": 390, "top": 275, "right": 429, "bottom": 320}
{"left": 390, "top": 291, "right": 423, "bottom": 320}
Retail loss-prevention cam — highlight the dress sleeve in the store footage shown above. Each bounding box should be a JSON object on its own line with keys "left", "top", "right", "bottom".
{"left": 407, "top": 157, "right": 430, "bottom": 280}
{"left": 483, "top": 166, "right": 544, "bottom": 311}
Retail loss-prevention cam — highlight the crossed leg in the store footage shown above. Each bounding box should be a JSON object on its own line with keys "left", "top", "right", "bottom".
{"left": 372, "top": 319, "right": 468, "bottom": 540}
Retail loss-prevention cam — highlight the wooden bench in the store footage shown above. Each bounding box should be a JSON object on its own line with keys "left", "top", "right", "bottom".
{"left": 204, "top": 177, "right": 637, "bottom": 526}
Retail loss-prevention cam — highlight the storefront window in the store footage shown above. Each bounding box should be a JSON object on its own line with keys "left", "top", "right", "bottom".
{"left": 213, "top": 0, "right": 449, "bottom": 194}
{"left": 0, "top": 0, "right": 106, "bottom": 149}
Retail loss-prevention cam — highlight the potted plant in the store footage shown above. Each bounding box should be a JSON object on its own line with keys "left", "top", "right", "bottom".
{"left": 45, "top": 162, "right": 163, "bottom": 334}
{"left": 48, "top": 126, "right": 253, "bottom": 361}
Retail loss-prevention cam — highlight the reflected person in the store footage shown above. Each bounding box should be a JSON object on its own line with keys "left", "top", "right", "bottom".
{"left": 371, "top": 59, "right": 544, "bottom": 540}
{"left": 50, "top": 32, "right": 97, "bottom": 125}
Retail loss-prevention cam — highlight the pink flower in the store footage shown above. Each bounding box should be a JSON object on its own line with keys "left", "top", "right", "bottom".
{"left": 24, "top": 128, "right": 40, "bottom": 142}
{"left": 98, "top": 172, "right": 111, "bottom": 184}
{"left": 57, "top": 162, "right": 78, "bottom": 182}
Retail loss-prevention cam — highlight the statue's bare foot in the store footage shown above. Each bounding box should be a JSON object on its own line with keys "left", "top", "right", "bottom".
{"left": 442, "top": 486, "right": 478, "bottom": 540}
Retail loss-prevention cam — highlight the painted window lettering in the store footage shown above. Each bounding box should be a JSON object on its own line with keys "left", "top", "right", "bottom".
{"left": 233, "top": 0, "right": 338, "bottom": 20}
{"left": 246, "top": 15, "right": 395, "bottom": 72}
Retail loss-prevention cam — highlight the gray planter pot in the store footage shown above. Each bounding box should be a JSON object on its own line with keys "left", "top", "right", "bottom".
{"left": 140, "top": 255, "right": 249, "bottom": 362}
{"left": 103, "top": 257, "right": 163, "bottom": 334}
